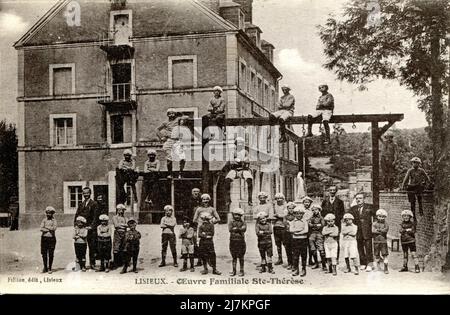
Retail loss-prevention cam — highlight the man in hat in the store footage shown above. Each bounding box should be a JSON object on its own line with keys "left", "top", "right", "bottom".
{"left": 321, "top": 185, "right": 345, "bottom": 261}
{"left": 307, "top": 84, "right": 334, "bottom": 144}
{"left": 142, "top": 148, "right": 161, "bottom": 207}
{"left": 380, "top": 132, "right": 398, "bottom": 191}
{"left": 188, "top": 188, "right": 202, "bottom": 266}
{"left": 116, "top": 149, "right": 138, "bottom": 204}
{"left": 271, "top": 85, "right": 295, "bottom": 143}
{"left": 402, "top": 157, "right": 431, "bottom": 218}
{"left": 74, "top": 187, "right": 99, "bottom": 269}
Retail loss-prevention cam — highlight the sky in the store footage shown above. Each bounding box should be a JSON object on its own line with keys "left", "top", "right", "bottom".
{"left": 0, "top": 0, "right": 428, "bottom": 133}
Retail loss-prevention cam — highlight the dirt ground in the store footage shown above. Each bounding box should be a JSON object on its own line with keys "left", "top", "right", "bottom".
{"left": 1, "top": 224, "right": 449, "bottom": 294}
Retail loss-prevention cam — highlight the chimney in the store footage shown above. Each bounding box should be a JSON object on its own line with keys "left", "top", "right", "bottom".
{"left": 198, "top": 0, "right": 221, "bottom": 14}
{"left": 232, "top": 0, "right": 253, "bottom": 23}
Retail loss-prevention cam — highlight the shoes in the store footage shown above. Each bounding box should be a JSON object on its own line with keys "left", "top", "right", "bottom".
{"left": 259, "top": 265, "right": 267, "bottom": 273}
{"left": 105, "top": 268, "right": 110, "bottom": 273}
{"left": 354, "top": 267, "right": 359, "bottom": 275}
{"left": 48, "top": 270, "right": 52, "bottom": 274}
{"left": 399, "top": 266, "right": 408, "bottom": 272}
{"left": 212, "top": 269, "right": 222, "bottom": 275}
{"left": 384, "top": 263, "right": 389, "bottom": 274}
{"left": 311, "top": 263, "right": 320, "bottom": 270}
{"left": 230, "top": 270, "right": 236, "bottom": 277}
{"left": 415, "top": 265, "right": 420, "bottom": 273}
{"left": 274, "top": 259, "right": 283, "bottom": 266}
{"left": 190, "top": 267, "right": 195, "bottom": 272}
{"left": 180, "top": 266, "right": 188, "bottom": 272}
{"left": 300, "top": 267, "right": 306, "bottom": 277}
{"left": 196, "top": 261, "right": 203, "bottom": 267}
{"left": 287, "top": 265, "right": 292, "bottom": 270}
{"left": 238, "top": 270, "right": 244, "bottom": 277}
{"left": 173, "top": 262, "right": 179, "bottom": 268}
{"left": 133, "top": 269, "right": 138, "bottom": 273}
{"left": 365, "top": 265, "right": 372, "bottom": 272}
{"left": 292, "top": 269, "right": 299, "bottom": 276}
{"left": 248, "top": 201, "right": 253, "bottom": 206}
{"left": 159, "top": 261, "right": 166, "bottom": 267}
{"left": 201, "top": 269, "right": 209, "bottom": 275}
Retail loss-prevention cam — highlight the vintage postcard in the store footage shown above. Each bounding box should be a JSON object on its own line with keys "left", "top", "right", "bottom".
{"left": 0, "top": 0, "right": 449, "bottom": 296}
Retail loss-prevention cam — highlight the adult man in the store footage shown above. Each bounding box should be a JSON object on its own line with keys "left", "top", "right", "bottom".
{"left": 271, "top": 85, "right": 295, "bottom": 143}
{"left": 74, "top": 187, "right": 99, "bottom": 269}
{"left": 307, "top": 84, "right": 334, "bottom": 144}
{"left": 348, "top": 192, "right": 375, "bottom": 271}
{"left": 402, "top": 157, "right": 431, "bottom": 218}
{"left": 224, "top": 137, "right": 253, "bottom": 206}
{"left": 381, "top": 133, "right": 398, "bottom": 191}
{"left": 188, "top": 188, "right": 203, "bottom": 266}
{"left": 96, "top": 194, "right": 108, "bottom": 217}
{"left": 116, "top": 149, "right": 138, "bottom": 204}
{"left": 321, "top": 186, "right": 345, "bottom": 261}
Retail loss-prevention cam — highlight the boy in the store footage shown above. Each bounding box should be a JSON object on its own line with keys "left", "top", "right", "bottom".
{"left": 205, "top": 86, "right": 226, "bottom": 133}
{"left": 273, "top": 193, "right": 287, "bottom": 265}
{"left": 229, "top": 208, "right": 247, "bottom": 277}
{"left": 159, "top": 205, "right": 178, "bottom": 267}
{"left": 283, "top": 202, "right": 296, "bottom": 270}
{"left": 252, "top": 191, "right": 274, "bottom": 221}
{"left": 308, "top": 204, "right": 327, "bottom": 271}
{"left": 193, "top": 194, "right": 221, "bottom": 226}
{"left": 372, "top": 209, "right": 389, "bottom": 274}
{"left": 96, "top": 214, "right": 112, "bottom": 273}
{"left": 271, "top": 85, "right": 295, "bottom": 143}
{"left": 112, "top": 204, "right": 127, "bottom": 269}
{"left": 399, "top": 210, "right": 420, "bottom": 273}
{"left": 198, "top": 212, "right": 221, "bottom": 275}
{"left": 121, "top": 218, "right": 141, "bottom": 274}
{"left": 116, "top": 149, "right": 138, "bottom": 204}
{"left": 290, "top": 208, "right": 309, "bottom": 277}
{"left": 40, "top": 206, "right": 57, "bottom": 274}
{"left": 322, "top": 213, "right": 339, "bottom": 276}
{"left": 341, "top": 213, "right": 359, "bottom": 275}
{"left": 179, "top": 217, "right": 196, "bottom": 272}
{"left": 73, "top": 216, "right": 88, "bottom": 272}
{"left": 402, "top": 157, "right": 431, "bottom": 218}
{"left": 307, "top": 84, "right": 334, "bottom": 144}
{"left": 143, "top": 149, "right": 161, "bottom": 205}
{"left": 256, "top": 212, "right": 275, "bottom": 274}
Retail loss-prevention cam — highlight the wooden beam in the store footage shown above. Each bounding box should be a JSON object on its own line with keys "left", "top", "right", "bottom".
{"left": 378, "top": 120, "right": 396, "bottom": 138}
{"left": 371, "top": 122, "right": 380, "bottom": 210}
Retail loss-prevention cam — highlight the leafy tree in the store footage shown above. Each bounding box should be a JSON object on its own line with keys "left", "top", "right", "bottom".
{"left": 0, "top": 120, "right": 18, "bottom": 211}
{"left": 318, "top": 0, "right": 450, "bottom": 269}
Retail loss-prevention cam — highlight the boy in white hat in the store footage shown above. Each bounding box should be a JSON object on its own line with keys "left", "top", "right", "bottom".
{"left": 40, "top": 206, "right": 57, "bottom": 274}
{"left": 73, "top": 216, "right": 88, "bottom": 272}
{"left": 205, "top": 86, "right": 226, "bottom": 133}
{"left": 159, "top": 205, "right": 178, "bottom": 268}
{"left": 372, "top": 209, "right": 389, "bottom": 274}
{"left": 229, "top": 208, "right": 247, "bottom": 277}
{"left": 198, "top": 212, "right": 221, "bottom": 275}
{"left": 143, "top": 148, "right": 161, "bottom": 205}
{"left": 117, "top": 149, "right": 138, "bottom": 204}
{"left": 271, "top": 85, "right": 295, "bottom": 143}
{"left": 301, "top": 196, "right": 315, "bottom": 266}
{"left": 96, "top": 214, "right": 112, "bottom": 272}
{"left": 290, "top": 208, "right": 309, "bottom": 277}
{"left": 256, "top": 212, "right": 275, "bottom": 274}
{"left": 399, "top": 210, "right": 420, "bottom": 273}
{"left": 253, "top": 192, "right": 274, "bottom": 221}
{"left": 283, "top": 202, "right": 297, "bottom": 270}
{"left": 121, "top": 218, "right": 141, "bottom": 274}
{"left": 273, "top": 193, "right": 287, "bottom": 265}
{"left": 341, "top": 213, "right": 359, "bottom": 275}
{"left": 112, "top": 204, "right": 127, "bottom": 269}
{"left": 193, "top": 194, "right": 221, "bottom": 226}
{"left": 307, "top": 84, "right": 334, "bottom": 144}
{"left": 402, "top": 157, "right": 431, "bottom": 219}
{"left": 322, "top": 213, "right": 339, "bottom": 275}
{"left": 308, "top": 204, "right": 327, "bottom": 271}
{"left": 179, "top": 216, "right": 196, "bottom": 272}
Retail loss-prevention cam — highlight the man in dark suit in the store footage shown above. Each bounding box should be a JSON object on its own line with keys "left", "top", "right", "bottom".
{"left": 348, "top": 192, "right": 375, "bottom": 271}
{"left": 74, "top": 187, "right": 99, "bottom": 269}
{"left": 321, "top": 185, "right": 345, "bottom": 261}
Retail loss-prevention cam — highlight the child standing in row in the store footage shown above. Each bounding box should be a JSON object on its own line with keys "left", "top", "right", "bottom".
{"left": 229, "top": 208, "right": 247, "bottom": 277}
{"left": 121, "top": 218, "right": 141, "bottom": 274}
{"left": 73, "top": 216, "right": 88, "bottom": 272}
{"left": 308, "top": 204, "right": 326, "bottom": 271}
{"left": 256, "top": 212, "right": 275, "bottom": 274}
{"left": 159, "top": 205, "right": 178, "bottom": 267}
{"left": 399, "top": 210, "right": 420, "bottom": 273}
{"left": 40, "top": 206, "right": 57, "bottom": 274}
{"left": 199, "top": 212, "right": 221, "bottom": 275}
{"left": 341, "top": 213, "right": 359, "bottom": 275}
{"left": 112, "top": 204, "right": 128, "bottom": 269}
{"left": 290, "top": 208, "right": 309, "bottom": 277}
{"left": 372, "top": 209, "right": 389, "bottom": 274}
{"left": 273, "top": 193, "right": 287, "bottom": 266}
{"left": 283, "top": 202, "right": 296, "bottom": 270}
{"left": 179, "top": 217, "right": 196, "bottom": 272}
{"left": 253, "top": 192, "right": 273, "bottom": 220}
{"left": 96, "top": 214, "right": 112, "bottom": 273}
{"left": 322, "top": 213, "right": 339, "bottom": 276}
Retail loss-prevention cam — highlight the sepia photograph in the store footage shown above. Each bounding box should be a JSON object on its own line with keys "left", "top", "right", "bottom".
{"left": 0, "top": 0, "right": 449, "bottom": 296}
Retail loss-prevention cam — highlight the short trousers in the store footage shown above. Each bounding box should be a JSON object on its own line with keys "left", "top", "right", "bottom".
{"left": 113, "top": 230, "right": 126, "bottom": 253}
{"left": 181, "top": 243, "right": 195, "bottom": 255}
{"left": 258, "top": 242, "right": 273, "bottom": 257}
{"left": 226, "top": 170, "right": 253, "bottom": 180}
{"left": 97, "top": 237, "right": 112, "bottom": 260}
{"left": 342, "top": 239, "right": 358, "bottom": 258}
{"left": 308, "top": 232, "right": 324, "bottom": 252}
{"left": 272, "top": 110, "right": 293, "bottom": 121}
{"left": 229, "top": 239, "right": 246, "bottom": 258}
{"left": 324, "top": 240, "right": 338, "bottom": 258}
{"left": 41, "top": 236, "right": 56, "bottom": 255}
{"left": 373, "top": 242, "right": 389, "bottom": 257}
{"left": 312, "top": 110, "right": 333, "bottom": 121}
{"left": 401, "top": 242, "right": 416, "bottom": 252}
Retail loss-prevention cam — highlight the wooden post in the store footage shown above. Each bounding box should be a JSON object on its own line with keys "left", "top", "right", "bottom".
{"left": 201, "top": 116, "right": 211, "bottom": 195}
{"left": 371, "top": 122, "right": 380, "bottom": 210}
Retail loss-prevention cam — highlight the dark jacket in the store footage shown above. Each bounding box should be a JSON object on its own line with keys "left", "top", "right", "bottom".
{"left": 74, "top": 199, "right": 99, "bottom": 228}
{"left": 399, "top": 221, "right": 416, "bottom": 244}
{"left": 321, "top": 197, "right": 345, "bottom": 229}
{"left": 348, "top": 203, "right": 375, "bottom": 240}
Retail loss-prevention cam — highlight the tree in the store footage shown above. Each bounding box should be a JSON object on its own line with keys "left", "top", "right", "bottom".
{"left": 0, "top": 120, "right": 18, "bottom": 211}
{"left": 318, "top": 0, "right": 450, "bottom": 270}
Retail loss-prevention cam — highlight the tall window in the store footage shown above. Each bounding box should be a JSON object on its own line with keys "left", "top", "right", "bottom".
{"left": 111, "top": 114, "right": 132, "bottom": 144}
{"left": 49, "top": 64, "right": 75, "bottom": 96}
{"left": 168, "top": 56, "right": 197, "bottom": 89}
{"left": 49, "top": 114, "right": 77, "bottom": 147}
{"left": 69, "top": 186, "right": 83, "bottom": 208}
{"left": 239, "top": 61, "right": 247, "bottom": 91}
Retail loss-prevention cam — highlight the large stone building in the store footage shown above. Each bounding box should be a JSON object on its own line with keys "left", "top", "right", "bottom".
{"left": 15, "top": 0, "right": 301, "bottom": 227}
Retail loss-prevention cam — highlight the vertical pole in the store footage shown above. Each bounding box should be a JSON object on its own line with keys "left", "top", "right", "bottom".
{"left": 201, "top": 116, "right": 211, "bottom": 195}
{"left": 371, "top": 122, "right": 380, "bottom": 210}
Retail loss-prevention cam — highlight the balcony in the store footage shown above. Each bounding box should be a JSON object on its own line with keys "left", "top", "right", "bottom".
{"left": 100, "top": 42, "right": 135, "bottom": 59}
{"left": 97, "top": 83, "right": 137, "bottom": 111}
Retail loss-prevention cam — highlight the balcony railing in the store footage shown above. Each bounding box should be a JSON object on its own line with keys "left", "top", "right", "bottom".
{"left": 97, "top": 83, "right": 136, "bottom": 110}
{"left": 112, "top": 83, "right": 131, "bottom": 101}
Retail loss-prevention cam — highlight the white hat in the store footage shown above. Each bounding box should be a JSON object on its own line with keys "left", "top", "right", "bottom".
{"left": 257, "top": 191, "right": 268, "bottom": 198}
{"left": 257, "top": 211, "right": 268, "bottom": 219}
{"left": 324, "top": 213, "right": 336, "bottom": 221}
{"left": 274, "top": 192, "right": 285, "bottom": 199}
{"left": 76, "top": 216, "right": 87, "bottom": 223}
{"left": 411, "top": 157, "right": 421, "bottom": 163}
{"left": 311, "top": 204, "right": 322, "bottom": 211}
{"left": 281, "top": 84, "right": 291, "bottom": 90}
{"left": 293, "top": 208, "right": 305, "bottom": 214}
{"left": 213, "top": 86, "right": 223, "bottom": 92}
{"left": 45, "top": 206, "right": 56, "bottom": 213}
{"left": 123, "top": 149, "right": 133, "bottom": 156}
{"left": 231, "top": 208, "right": 245, "bottom": 216}
{"left": 376, "top": 209, "right": 388, "bottom": 217}
{"left": 401, "top": 210, "right": 414, "bottom": 217}
{"left": 167, "top": 108, "right": 176, "bottom": 113}
{"left": 302, "top": 196, "right": 313, "bottom": 203}
{"left": 116, "top": 204, "right": 126, "bottom": 210}
{"left": 99, "top": 214, "right": 109, "bottom": 221}
{"left": 343, "top": 213, "right": 354, "bottom": 220}
{"left": 201, "top": 193, "right": 211, "bottom": 200}
{"left": 147, "top": 148, "right": 157, "bottom": 155}
{"left": 286, "top": 202, "right": 296, "bottom": 208}
{"left": 164, "top": 205, "right": 174, "bottom": 211}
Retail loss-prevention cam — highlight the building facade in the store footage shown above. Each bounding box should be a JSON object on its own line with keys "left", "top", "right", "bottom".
{"left": 15, "top": 0, "right": 301, "bottom": 227}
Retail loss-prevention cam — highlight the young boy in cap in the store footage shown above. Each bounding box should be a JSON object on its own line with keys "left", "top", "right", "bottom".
{"left": 143, "top": 148, "right": 161, "bottom": 205}
{"left": 179, "top": 217, "right": 196, "bottom": 272}
{"left": 159, "top": 205, "right": 178, "bottom": 267}
{"left": 372, "top": 209, "right": 389, "bottom": 274}
{"left": 341, "top": 213, "right": 359, "bottom": 275}
{"left": 256, "top": 212, "right": 275, "bottom": 274}
{"left": 121, "top": 218, "right": 141, "bottom": 274}
{"left": 229, "top": 208, "right": 247, "bottom": 277}
{"left": 112, "top": 204, "right": 127, "bottom": 269}
{"left": 198, "top": 212, "right": 221, "bottom": 275}
{"left": 308, "top": 204, "right": 327, "bottom": 271}
{"left": 402, "top": 157, "right": 431, "bottom": 218}
{"left": 322, "top": 213, "right": 339, "bottom": 276}
{"left": 205, "top": 86, "right": 226, "bottom": 133}
{"left": 290, "top": 208, "right": 309, "bottom": 277}
{"left": 307, "top": 84, "right": 334, "bottom": 144}
{"left": 96, "top": 214, "right": 112, "bottom": 273}
{"left": 73, "top": 216, "right": 88, "bottom": 272}
{"left": 193, "top": 194, "right": 221, "bottom": 226}
{"left": 283, "top": 202, "right": 296, "bottom": 270}
{"left": 271, "top": 85, "right": 295, "bottom": 143}
{"left": 40, "top": 206, "right": 57, "bottom": 274}
{"left": 399, "top": 210, "right": 420, "bottom": 273}
{"left": 252, "top": 192, "right": 273, "bottom": 221}
{"left": 117, "top": 149, "right": 138, "bottom": 204}
{"left": 301, "top": 196, "right": 315, "bottom": 266}
{"left": 273, "top": 193, "right": 287, "bottom": 266}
